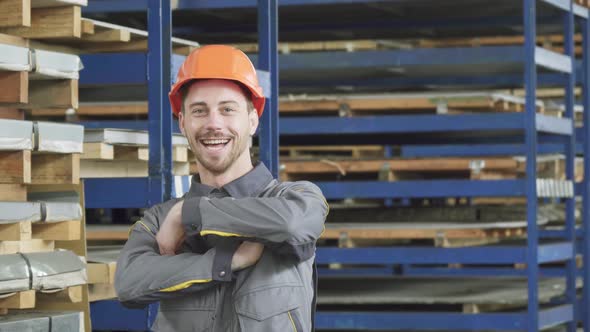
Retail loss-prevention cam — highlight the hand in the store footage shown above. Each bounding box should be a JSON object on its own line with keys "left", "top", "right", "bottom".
{"left": 156, "top": 201, "right": 185, "bottom": 255}
{"left": 231, "top": 241, "right": 264, "bottom": 271}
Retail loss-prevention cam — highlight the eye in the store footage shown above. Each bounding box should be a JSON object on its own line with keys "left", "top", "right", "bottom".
{"left": 223, "top": 107, "right": 235, "bottom": 113}
{"left": 191, "top": 108, "right": 205, "bottom": 115}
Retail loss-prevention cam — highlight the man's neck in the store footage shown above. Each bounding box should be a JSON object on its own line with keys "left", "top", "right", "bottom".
{"left": 197, "top": 153, "right": 254, "bottom": 189}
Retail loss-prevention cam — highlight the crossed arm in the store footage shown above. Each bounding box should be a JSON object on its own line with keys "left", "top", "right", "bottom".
{"left": 115, "top": 181, "right": 328, "bottom": 307}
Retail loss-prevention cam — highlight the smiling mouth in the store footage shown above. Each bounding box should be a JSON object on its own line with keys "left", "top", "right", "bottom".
{"left": 199, "top": 138, "right": 231, "bottom": 151}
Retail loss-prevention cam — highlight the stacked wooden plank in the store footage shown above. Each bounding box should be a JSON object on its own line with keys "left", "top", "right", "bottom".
{"left": 0, "top": 117, "right": 89, "bottom": 330}
{"left": 86, "top": 246, "right": 118, "bottom": 303}
{"left": 233, "top": 32, "right": 588, "bottom": 56}
{"left": 81, "top": 128, "right": 190, "bottom": 178}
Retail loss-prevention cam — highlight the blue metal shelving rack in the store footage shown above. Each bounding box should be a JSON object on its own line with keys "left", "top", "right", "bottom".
{"left": 81, "top": 0, "right": 590, "bottom": 331}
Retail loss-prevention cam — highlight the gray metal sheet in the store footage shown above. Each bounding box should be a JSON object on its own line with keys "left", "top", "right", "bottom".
{"left": 0, "top": 311, "right": 82, "bottom": 332}
{"left": 32, "top": 49, "right": 82, "bottom": 80}
{"left": 317, "top": 277, "right": 571, "bottom": 305}
{"left": 0, "top": 202, "right": 41, "bottom": 223}
{"left": 44, "top": 202, "right": 82, "bottom": 222}
{"left": 0, "top": 44, "right": 31, "bottom": 72}
{"left": 0, "top": 251, "right": 86, "bottom": 294}
{"left": 0, "top": 313, "right": 49, "bottom": 332}
{"left": 36, "top": 122, "right": 84, "bottom": 153}
{"left": 84, "top": 128, "right": 188, "bottom": 146}
{"left": 0, "top": 201, "right": 80, "bottom": 223}
{"left": 0, "top": 119, "right": 33, "bottom": 151}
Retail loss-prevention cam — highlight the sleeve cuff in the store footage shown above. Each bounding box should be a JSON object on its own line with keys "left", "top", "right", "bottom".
{"left": 181, "top": 197, "right": 203, "bottom": 236}
{"left": 212, "top": 241, "right": 240, "bottom": 282}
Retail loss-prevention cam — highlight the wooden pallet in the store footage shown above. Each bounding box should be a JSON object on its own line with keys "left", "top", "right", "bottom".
{"left": 322, "top": 222, "right": 527, "bottom": 248}
{"left": 0, "top": 285, "right": 83, "bottom": 315}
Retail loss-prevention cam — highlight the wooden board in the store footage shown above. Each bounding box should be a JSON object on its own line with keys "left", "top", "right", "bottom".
{"left": 0, "top": 109, "right": 25, "bottom": 120}
{"left": 0, "top": 0, "right": 31, "bottom": 28}
{"left": 32, "top": 220, "right": 81, "bottom": 240}
{"left": 86, "top": 224, "right": 128, "bottom": 241}
{"left": 0, "top": 239, "right": 54, "bottom": 254}
{"left": 80, "top": 142, "right": 113, "bottom": 159}
{"left": 0, "top": 150, "right": 31, "bottom": 184}
{"left": 87, "top": 262, "right": 116, "bottom": 284}
{"left": 0, "top": 221, "right": 31, "bottom": 241}
{"left": 77, "top": 101, "right": 148, "bottom": 116}
{"left": 0, "top": 5, "right": 81, "bottom": 39}
{"left": 31, "top": 153, "right": 79, "bottom": 185}
{"left": 0, "top": 184, "right": 27, "bottom": 201}
{"left": 0, "top": 71, "right": 28, "bottom": 105}
{"left": 27, "top": 79, "right": 77, "bottom": 109}
{"left": 0, "top": 290, "right": 35, "bottom": 310}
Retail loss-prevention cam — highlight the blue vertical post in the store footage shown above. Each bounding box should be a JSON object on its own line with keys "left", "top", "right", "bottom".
{"left": 257, "top": 0, "right": 279, "bottom": 178}
{"left": 523, "top": 0, "right": 539, "bottom": 330}
{"left": 582, "top": 9, "right": 590, "bottom": 332}
{"left": 147, "top": 0, "right": 173, "bottom": 205}
{"left": 563, "top": 4, "right": 577, "bottom": 332}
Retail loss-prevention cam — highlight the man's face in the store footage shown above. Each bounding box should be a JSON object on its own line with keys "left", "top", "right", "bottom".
{"left": 178, "top": 79, "right": 258, "bottom": 175}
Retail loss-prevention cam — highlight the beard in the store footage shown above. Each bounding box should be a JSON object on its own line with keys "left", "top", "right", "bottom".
{"left": 191, "top": 131, "right": 250, "bottom": 175}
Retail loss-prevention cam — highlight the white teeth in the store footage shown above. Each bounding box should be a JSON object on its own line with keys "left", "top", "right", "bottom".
{"left": 201, "top": 139, "right": 230, "bottom": 145}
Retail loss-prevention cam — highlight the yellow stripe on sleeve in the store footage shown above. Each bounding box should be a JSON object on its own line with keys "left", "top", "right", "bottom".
{"left": 159, "top": 279, "right": 213, "bottom": 292}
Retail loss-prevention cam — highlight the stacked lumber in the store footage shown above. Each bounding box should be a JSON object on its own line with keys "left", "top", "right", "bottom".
{"left": 81, "top": 128, "right": 190, "bottom": 178}
{"left": 278, "top": 91, "right": 546, "bottom": 117}
{"left": 0, "top": 118, "right": 89, "bottom": 330}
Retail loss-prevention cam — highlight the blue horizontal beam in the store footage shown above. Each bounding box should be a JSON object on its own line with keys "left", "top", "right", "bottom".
{"left": 316, "top": 180, "right": 526, "bottom": 199}
{"left": 315, "top": 305, "right": 573, "bottom": 330}
{"left": 281, "top": 113, "right": 572, "bottom": 136}
{"left": 80, "top": 53, "right": 186, "bottom": 85}
{"left": 315, "top": 312, "right": 525, "bottom": 330}
{"left": 400, "top": 143, "right": 567, "bottom": 157}
{"left": 316, "top": 244, "right": 573, "bottom": 265}
{"left": 85, "top": 178, "right": 151, "bottom": 208}
{"left": 402, "top": 266, "right": 574, "bottom": 278}
{"left": 316, "top": 247, "right": 525, "bottom": 265}
{"left": 90, "top": 300, "right": 158, "bottom": 331}
{"left": 80, "top": 53, "right": 271, "bottom": 97}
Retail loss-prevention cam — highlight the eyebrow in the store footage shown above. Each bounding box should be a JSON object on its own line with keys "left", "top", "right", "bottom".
{"left": 219, "top": 100, "right": 239, "bottom": 106}
{"left": 186, "top": 101, "right": 208, "bottom": 109}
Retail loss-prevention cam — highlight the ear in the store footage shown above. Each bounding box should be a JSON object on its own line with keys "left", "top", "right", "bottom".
{"left": 178, "top": 111, "right": 186, "bottom": 136}
{"left": 249, "top": 110, "right": 259, "bottom": 136}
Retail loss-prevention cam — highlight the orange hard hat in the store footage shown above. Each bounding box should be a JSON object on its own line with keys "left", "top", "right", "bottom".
{"left": 168, "top": 45, "right": 265, "bottom": 117}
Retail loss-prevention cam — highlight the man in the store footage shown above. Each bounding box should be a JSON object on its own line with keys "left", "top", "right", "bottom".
{"left": 115, "top": 45, "right": 328, "bottom": 332}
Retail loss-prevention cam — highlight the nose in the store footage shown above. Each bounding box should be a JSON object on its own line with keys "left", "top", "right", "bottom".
{"left": 203, "top": 110, "right": 223, "bottom": 131}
